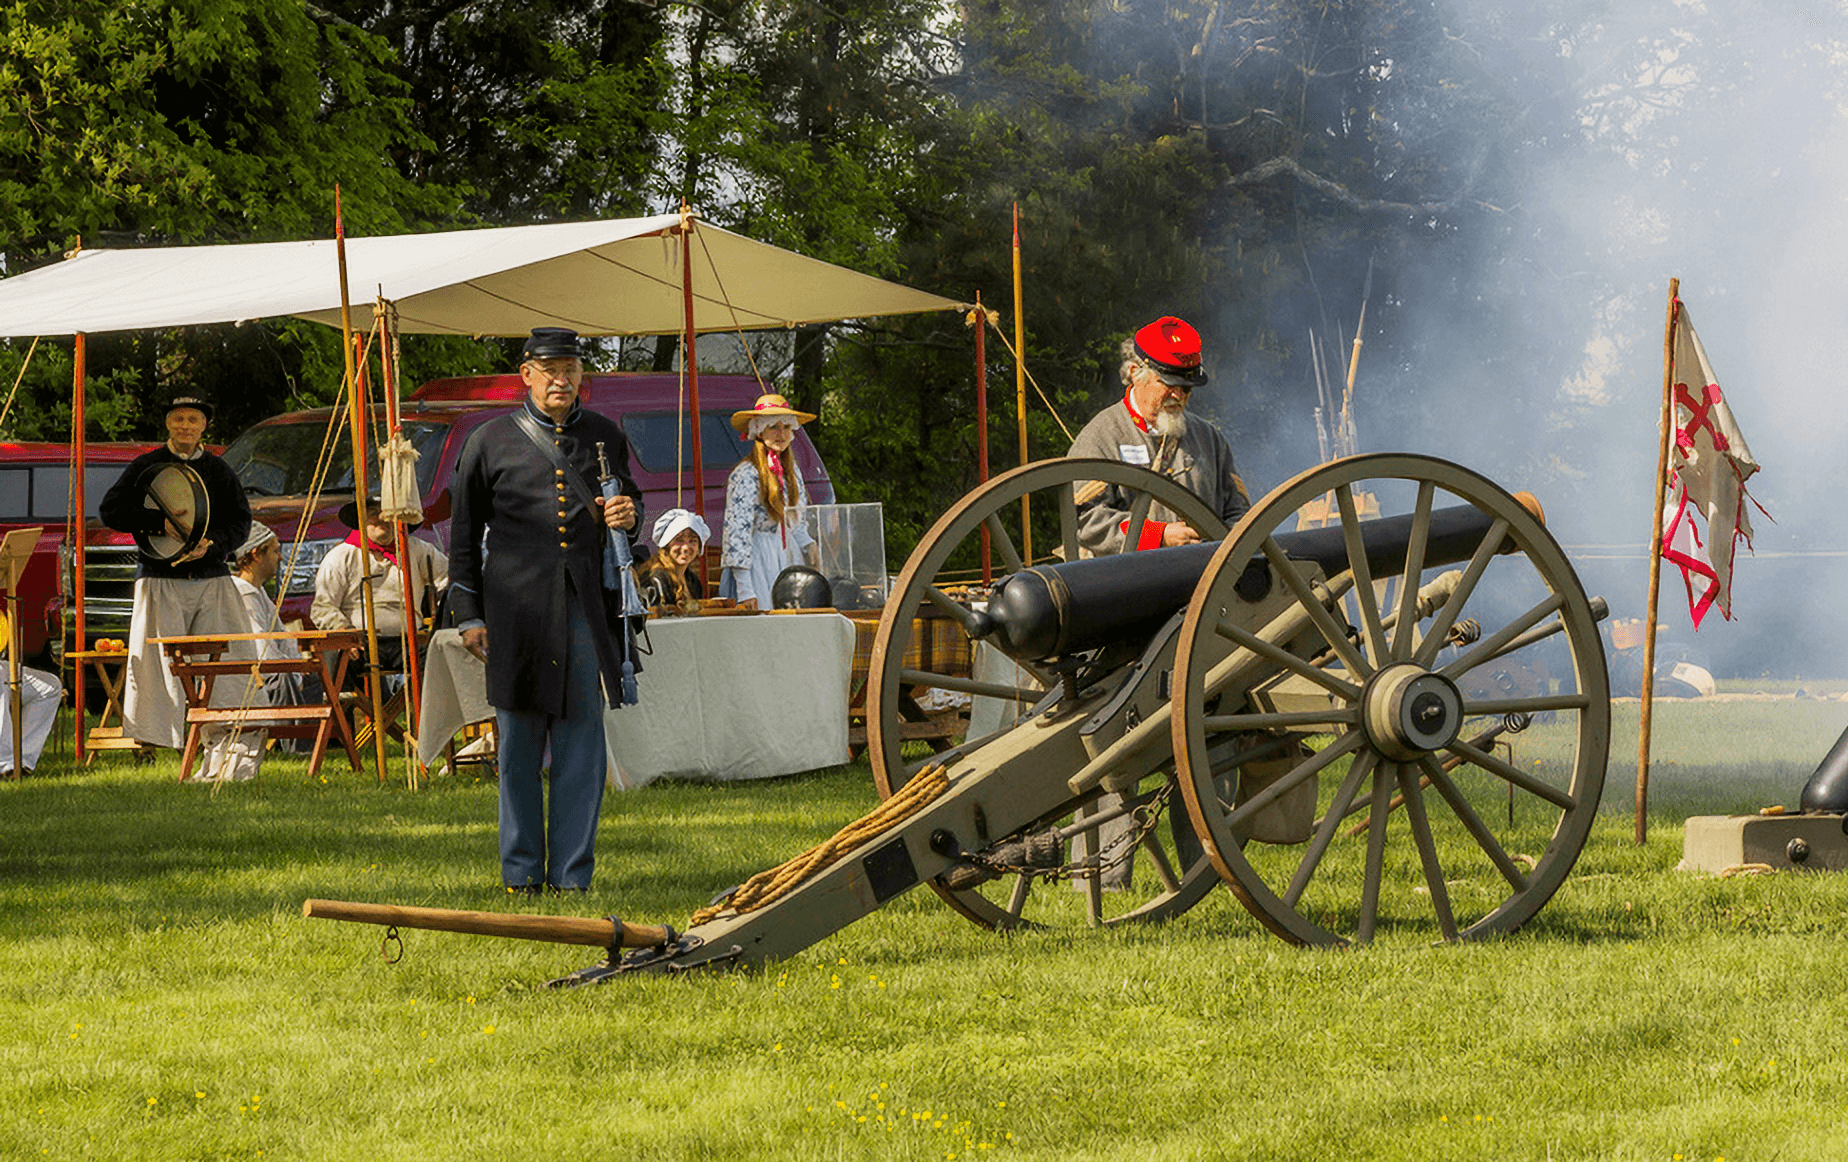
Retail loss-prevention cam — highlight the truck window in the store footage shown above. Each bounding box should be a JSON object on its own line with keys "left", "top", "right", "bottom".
{"left": 622, "top": 411, "right": 750, "bottom": 471}
{"left": 0, "top": 464, "right": 130, "bottom": 522}
{"left": 224, "top": 419, "right": 451, "bottom": 497}
{"left": 0, "top": 467, "right": 26, "bottom": 519}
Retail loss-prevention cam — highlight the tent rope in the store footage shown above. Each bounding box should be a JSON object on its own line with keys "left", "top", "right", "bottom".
{"left": 0, "top": 336, "right": 40, "bottom": 432}
{"left": 979, "top": 311, "right": 1073, "bottom": 442}
{"left": 687, "top": 761, "right": 951, "bottom": 928}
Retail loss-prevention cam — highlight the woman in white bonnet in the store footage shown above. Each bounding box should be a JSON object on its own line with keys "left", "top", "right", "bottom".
{"left": 718, "top": 392, "right": 816, "bottom": 607}
{"left": 634, "top": 507, "right": 711, "bottom": 615}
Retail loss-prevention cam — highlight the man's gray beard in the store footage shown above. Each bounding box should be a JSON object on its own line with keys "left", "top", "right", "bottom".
{"left": 1153, "top": 405, "right": 1187, "bottom": 439}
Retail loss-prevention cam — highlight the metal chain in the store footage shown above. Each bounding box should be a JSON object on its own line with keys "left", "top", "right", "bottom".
{"left": 958, "top": 782, "right": 1175, "bottom": 883}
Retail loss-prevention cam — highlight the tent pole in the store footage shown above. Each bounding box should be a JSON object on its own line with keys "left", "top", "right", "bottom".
{"left": 972, "top": 294, "right": 991, "bottom": 584}
{"left": 334, "top": 188, "right": 388, "bottom": 785}
{"left": 378, "top": 308, "right": 421, "bottom": 790}
{"left": 1012, "top": 205, "right": 1030, "bottom": 566}
{"left": 71, "top": 332, "right": 87, "bottom": 764}
{"left": 679, "top": 208, "right": 707, "bottom": 591}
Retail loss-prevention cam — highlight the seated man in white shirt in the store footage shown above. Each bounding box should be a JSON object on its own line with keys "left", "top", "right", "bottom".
{"left": 1, "top": 634, "right": 63, "bottom": 777}
{"left": 232, "top": 524, "right": 321, "bottom": 754}
{"left": 311, "top": 494, "right": 447, "bottom": 689}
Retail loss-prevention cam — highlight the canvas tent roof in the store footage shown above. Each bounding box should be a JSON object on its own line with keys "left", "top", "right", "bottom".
{"left": 0, "top": 213, "right": 962, "bottom": 337}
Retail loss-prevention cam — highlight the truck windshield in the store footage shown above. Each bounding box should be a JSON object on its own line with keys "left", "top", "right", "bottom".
{"left": 621, "top": 411, "right": 752, "bottom": 470}
{"left": 223, "top": 419, "right": 451, "bottom": 498}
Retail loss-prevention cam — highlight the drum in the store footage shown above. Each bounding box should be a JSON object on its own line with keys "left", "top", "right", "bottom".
{"left": 132, "top": 462, "right": 211, "bottom": 564}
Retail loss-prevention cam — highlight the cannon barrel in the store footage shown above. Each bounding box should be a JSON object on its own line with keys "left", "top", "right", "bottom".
{"left": 975, "top": 494, "right": 1541, "bottom": 663}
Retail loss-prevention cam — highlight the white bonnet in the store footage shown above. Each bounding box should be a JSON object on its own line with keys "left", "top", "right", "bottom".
{"left": 651, "top": 508, "right": 712, "bottom": 549}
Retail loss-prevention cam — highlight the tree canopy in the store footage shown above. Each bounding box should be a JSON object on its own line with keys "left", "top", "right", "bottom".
{"left": 2, "top": 0, "right": 1839, "bottom": 565}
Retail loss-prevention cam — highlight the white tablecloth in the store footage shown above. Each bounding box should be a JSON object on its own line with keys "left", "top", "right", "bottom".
{"left": 417, "top": 615, "right": 855, "bottom": 789}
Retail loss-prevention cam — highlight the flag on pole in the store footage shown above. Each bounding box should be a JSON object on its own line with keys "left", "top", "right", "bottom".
{"left": 1659, "top": 304, "right": 1762, "bottom": 628}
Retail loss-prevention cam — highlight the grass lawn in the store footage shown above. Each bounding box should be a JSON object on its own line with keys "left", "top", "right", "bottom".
{"left": 5, "top": 689, "right": 1848, "bottom": 1161}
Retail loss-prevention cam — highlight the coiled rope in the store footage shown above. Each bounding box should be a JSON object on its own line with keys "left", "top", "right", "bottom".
{"left": 688, "top": 761, "right": 951, "bottom": 928}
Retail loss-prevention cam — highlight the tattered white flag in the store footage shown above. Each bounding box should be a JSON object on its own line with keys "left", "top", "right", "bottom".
{"left": 1659, "top": 305, "right": 1763, "bottom": 628}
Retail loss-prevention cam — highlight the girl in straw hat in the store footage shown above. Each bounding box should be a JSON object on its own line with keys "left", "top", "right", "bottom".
{"left": 718, "top": 393, "right": 817, "bottom": 607}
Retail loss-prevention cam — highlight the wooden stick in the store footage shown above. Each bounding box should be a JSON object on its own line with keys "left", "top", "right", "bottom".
{"left": 333, "top": 188, "right": 388, "bottom": 786}
{"left": 1013, "top": 205, "right": 1031, "bottom": 565}
{"left": 1636, "top": 277, "right": 1679, "bottom": 845}
{"left": 302, "top": 898, "right": 672, "bottom": 950}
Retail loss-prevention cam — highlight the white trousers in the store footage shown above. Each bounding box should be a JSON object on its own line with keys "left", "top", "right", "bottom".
{"left": 124, "top": 576, "right": 268, "bottom": 777}
{"left": 1, "top": 664, "right": 63, "bottom": 773}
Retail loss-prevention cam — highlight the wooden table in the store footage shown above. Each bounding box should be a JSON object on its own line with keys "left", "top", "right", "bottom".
{"left": 66, "top": 649, "right": 155, "bottom": 762}
{"left": 154, "top": 629, "right": 366, "bottom": 782}
{"left": 844, "top": 605, "right": 973, "bottom": 757}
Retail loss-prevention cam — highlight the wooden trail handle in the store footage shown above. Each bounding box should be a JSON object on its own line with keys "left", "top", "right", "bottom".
{"left": 302, "top": 898, "right": 671, "bottom": 950}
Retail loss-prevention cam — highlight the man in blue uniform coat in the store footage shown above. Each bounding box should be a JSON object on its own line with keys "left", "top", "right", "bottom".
{"left": 449, "top": 328, "right": 643, "bottom": 893}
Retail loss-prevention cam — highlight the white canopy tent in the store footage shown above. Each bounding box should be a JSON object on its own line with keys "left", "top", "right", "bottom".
{"left": 0, "top": 212, "right": 962, "bottom": 337}
{"left": 1, "top": 211, "right": 964, "bottom": 769}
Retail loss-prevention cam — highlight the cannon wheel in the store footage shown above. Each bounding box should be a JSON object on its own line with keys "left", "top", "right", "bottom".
{"left": 869, "top": 458, "right": 1226, "bottom": 929}
{"left": 1172, "top": 454, "right": 1609, "bottom": 946}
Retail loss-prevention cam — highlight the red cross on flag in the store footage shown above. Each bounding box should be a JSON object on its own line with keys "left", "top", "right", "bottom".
{"left": 1660, "top": 304, "right": 1761, "bottom": 628}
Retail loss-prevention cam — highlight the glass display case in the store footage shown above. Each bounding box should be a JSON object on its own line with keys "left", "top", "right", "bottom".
{"left": 801, "top": 502, "right": 888, "bottom": 609}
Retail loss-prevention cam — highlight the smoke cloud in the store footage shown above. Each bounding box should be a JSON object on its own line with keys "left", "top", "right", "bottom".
{"left": 1203, "top": 2, "right": 1848, "bottom": 680}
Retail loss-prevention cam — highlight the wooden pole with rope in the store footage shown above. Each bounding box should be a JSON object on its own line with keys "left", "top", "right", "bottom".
{"left": 677, "top": 205, "right": 709, "bottom": 592}
{"left": 1636, "top": 277, "right": 1680, "bottom": 844}
{"left": 333, "top": 187, "right": 389, "bottom": 784}
{"left": 1012, "top": 205, "right": 1030, "bottom": 565}
{"left": 972, "top": 292, "right": 992, "bottom": 583}
{"left": 375, "top": 306, "right": 423, "bottom": 790}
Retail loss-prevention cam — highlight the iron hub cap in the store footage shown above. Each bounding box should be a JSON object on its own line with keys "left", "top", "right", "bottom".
{"left": 1363, "top": 662, "right": 1464, "bottom": 761}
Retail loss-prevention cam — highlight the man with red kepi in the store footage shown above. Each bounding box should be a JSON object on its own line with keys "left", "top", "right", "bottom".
{"left": 1066, "top": 316, "right": 1252, "bottom": 888}
{"left": 1067, "top": 315, "right": 1251, "bottom": 555}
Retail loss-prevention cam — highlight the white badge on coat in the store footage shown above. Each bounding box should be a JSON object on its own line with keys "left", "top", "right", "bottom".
{"left": 1117, "top": 443, "right": 1151, "bottom": 466}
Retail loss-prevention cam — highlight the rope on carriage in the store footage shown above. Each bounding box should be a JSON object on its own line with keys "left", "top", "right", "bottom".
{"left": 688, "top": 761, "right": 950, "bottom": 928}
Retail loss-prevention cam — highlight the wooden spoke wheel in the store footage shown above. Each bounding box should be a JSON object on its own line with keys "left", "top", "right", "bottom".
{"left": 868, "top": 458, "right": 1226, "bottom": 929}
{"left": 1171, "top": 454, "right": 1609, "bottom": 946}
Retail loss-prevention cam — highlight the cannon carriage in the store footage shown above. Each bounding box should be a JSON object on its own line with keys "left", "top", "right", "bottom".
{"left": 307, "top": 453, "right": 1611, "bottom": 981}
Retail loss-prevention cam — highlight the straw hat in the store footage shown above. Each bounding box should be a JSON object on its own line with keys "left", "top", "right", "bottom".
{"left": 730, "top": 392, "right": 816, "bottom": 433}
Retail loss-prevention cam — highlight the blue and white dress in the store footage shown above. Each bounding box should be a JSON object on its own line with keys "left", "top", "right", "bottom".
{"left": 718, "top": 458, "right": 812, "bottom": 606}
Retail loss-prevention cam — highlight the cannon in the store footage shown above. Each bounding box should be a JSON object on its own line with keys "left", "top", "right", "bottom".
{"left": 307, "top": 453, "right": 1611, "bottom": 980}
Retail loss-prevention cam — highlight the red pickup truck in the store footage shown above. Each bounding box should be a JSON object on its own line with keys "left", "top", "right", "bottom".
{"left": 63, "top": 374, "right": 833, "bottom": 640}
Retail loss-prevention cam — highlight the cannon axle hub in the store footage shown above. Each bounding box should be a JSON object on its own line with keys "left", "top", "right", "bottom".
{"left": 1362, "top": 663, "right": 1464, "bottom": 761}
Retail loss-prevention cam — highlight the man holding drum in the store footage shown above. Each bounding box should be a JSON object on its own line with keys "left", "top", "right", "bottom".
{"left": 100, "top": 394, "right": 260, "bottom": 775}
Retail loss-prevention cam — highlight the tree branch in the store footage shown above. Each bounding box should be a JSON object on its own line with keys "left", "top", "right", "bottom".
{"left": 1226, "top": 155, "right": 1487, "bottom": 217}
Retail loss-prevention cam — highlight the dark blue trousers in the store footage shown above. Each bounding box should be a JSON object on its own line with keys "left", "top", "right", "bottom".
{"left": 496, "top": 600, "right": 607, "bottom": 890}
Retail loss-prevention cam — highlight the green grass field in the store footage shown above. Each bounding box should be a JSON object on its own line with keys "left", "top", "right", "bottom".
{"left": 5, "top": 689, "right": 1848, "bottom": 1161}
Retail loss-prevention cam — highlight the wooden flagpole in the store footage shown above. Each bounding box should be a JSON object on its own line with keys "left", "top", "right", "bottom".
{"left": 1636, "top": 276, "right": 1679, "bottom": 844}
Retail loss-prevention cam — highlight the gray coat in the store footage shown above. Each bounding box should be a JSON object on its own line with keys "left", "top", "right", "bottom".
{"left": 1066, "top": 398, "right": 1250, "bottom": 555}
